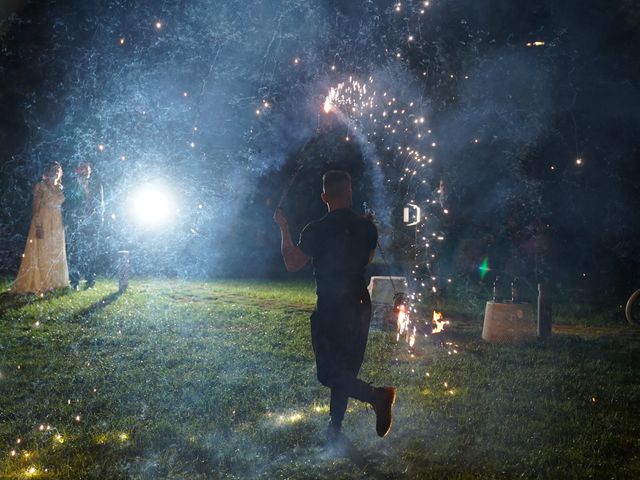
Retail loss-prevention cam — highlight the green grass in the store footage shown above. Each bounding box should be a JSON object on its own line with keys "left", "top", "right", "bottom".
{"left": 1, "top": 278, "right": 639, "bottom": 479}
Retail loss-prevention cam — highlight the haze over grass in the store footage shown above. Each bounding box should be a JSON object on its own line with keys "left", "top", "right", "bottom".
{"left": 1, "top": 279, "right": 639, "bottom": 479}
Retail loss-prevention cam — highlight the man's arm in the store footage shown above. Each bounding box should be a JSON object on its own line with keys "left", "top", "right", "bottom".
{"left": 273, "top": 208, "right": 309, "bottom": 272}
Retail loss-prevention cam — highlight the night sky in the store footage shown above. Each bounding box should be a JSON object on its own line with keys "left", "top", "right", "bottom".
{"left": 1, "top": 0, "right": 639, "bottom": 296}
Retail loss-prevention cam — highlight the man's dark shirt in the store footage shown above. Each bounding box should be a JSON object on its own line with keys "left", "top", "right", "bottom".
{"left": 64, "top": 178, "right": 103, "bottom": 228}
{"left": 298, "top": 208, "right": 377, "bottom": 297}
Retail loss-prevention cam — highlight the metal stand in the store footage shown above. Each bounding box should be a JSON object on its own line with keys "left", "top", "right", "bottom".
{"left": 537, "top": 282, "right": 552, "bottom": 338}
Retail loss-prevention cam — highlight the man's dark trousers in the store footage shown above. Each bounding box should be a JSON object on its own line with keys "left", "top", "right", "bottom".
{"left": 68, "top": 221, "right": 99, "bottom": 288}
{"left": 311, "top": 284, "right": 375, "bottom": 426}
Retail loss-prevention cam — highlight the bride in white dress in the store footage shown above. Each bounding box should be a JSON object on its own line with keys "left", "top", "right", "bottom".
{"left": 13, "top": 163, "right": 70, "bottom": 294}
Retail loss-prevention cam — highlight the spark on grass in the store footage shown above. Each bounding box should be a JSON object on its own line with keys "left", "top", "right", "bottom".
{"left": 270, "top": 411, "right": 305, "bottom": 425}
{"left": 282, "top": 413, "right": 304, "bottom": 423}
{"left": 25, "top": 466, "right": 38, "bottom": 476}
{"left": 313, "top": 404, "right": 330, "bottom": 414}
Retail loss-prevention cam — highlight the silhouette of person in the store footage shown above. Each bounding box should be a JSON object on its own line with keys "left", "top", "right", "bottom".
{"left": 274, "top": 170, "right": 396, "bottom": 441}
{"left": 65, "top": 163, "right": 104, "bottom": 289}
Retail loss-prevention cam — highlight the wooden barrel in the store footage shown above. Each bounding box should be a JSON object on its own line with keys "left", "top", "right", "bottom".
{"left": 482, "top": 302, "right": 536, "bottom": 343}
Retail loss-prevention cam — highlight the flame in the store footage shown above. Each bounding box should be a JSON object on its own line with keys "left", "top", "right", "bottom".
{"left": 432, "top": 310, "right": 449, "bottom": 334}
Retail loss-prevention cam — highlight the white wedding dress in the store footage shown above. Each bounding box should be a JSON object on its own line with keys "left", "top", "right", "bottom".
{"left": 13, "top": 181, "right": 70, "bottom": 293}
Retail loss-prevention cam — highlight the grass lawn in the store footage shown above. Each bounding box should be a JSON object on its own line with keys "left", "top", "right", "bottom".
{"left": 1, "top": 278, "right": 639, "bottom": 479}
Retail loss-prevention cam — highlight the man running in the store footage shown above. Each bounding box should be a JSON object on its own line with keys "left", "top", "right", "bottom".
{"left": 274, "top": 170, "right": 396, "bottom": 440}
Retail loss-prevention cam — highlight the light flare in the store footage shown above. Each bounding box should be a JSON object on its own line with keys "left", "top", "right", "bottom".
{"left": 131, "top": 185, "right": 174, "bottom": 227}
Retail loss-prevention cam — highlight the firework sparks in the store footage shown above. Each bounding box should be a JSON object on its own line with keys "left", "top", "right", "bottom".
{"left": 323, "top": 72, "right": 450, "bottom": 351}
{"left": 396, "top": 302, "right": 410, "bottom": 341}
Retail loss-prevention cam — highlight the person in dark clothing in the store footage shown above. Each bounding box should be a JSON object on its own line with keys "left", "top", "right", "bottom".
{"left": 64, "top": 163, "right": 104, "bottom": 289}
{"left": 274, "top": 170, "right": 396, "bottom": 440}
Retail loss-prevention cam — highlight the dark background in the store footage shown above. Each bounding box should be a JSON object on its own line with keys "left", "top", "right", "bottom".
{"left": 1, "top": 0, "right": 639, "bottom": 297}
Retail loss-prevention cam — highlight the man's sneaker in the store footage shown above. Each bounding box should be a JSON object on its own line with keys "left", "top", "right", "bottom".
{"left": 372, "top": 386, "right": 396, "bottom": 437}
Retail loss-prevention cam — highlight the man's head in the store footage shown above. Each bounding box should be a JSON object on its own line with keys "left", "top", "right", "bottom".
{"left": 74, "top": 163, "right": 92, "bottom": 179}
{"left": 321, "top": 170, "right": 352, "bottom": 209}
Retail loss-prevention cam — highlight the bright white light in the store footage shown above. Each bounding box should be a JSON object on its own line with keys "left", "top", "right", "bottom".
{"left": 132, "top": 186, "right": 172, "bottom": 226}
{"left": 323, "top": 97, "right": 332, "bottom": 113}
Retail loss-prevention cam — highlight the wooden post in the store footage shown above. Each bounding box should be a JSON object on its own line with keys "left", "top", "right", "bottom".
{"left": 118, "top": 250, "right": 129, "bottom": 292}
{"left": 537, "top": 282, "right": 552, "bottom": 338}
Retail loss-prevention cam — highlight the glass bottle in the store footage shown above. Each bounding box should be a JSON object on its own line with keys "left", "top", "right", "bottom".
{"left": 511, "top": 277, "right": 520, "bottom": 303}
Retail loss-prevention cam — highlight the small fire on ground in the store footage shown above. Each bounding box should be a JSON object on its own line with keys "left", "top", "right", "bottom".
{"left": 431, "top": 310, "right": 449, "bottom": 334}
{"left": 395, "top": 305, "right": 449, "bottom": 350}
